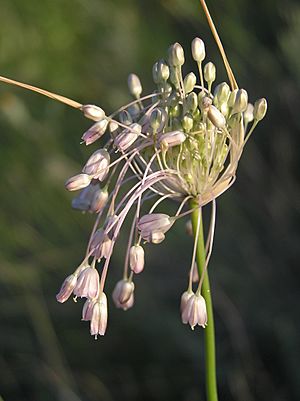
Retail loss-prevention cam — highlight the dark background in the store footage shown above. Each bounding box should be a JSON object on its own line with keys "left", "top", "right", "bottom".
{"left": 0, "top": 1, "right": 299, "bottom": 400}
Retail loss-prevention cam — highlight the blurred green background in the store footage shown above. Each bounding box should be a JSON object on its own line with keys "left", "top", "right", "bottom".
{"left": 0, "top": 0, "right": 299, "bottom": 400}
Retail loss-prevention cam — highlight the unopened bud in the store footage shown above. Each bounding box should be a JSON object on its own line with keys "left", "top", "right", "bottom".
{"left": 152, "top": 62, "right": 159, "bottom": 84}
{"left": 128, "top": 73, "right": 142, "bottom": 98}
{"left": 204, "top": 62, "right": 216, "bottom": 84}
{"left": 130, "top": 244, "right": 145, "bottom": 274}
{"left": 168, "top": 42, "right": 185, "bottom": 66}
{"left": 119, "top": 110, "right": 133, "bottom": 125}
{"left": 244, "top": 103, "right": 254, "bottom": 125}
{"left": 150, "top": 108, "right": 164, "bottom": 131}
{"left": 149, "top": 231, "right": 165, "bottom": 244}
{"left": 183, "top": 72, "right": 196, "bottom": 93}
{"left": 138, "top": 214, "right": 174, "bottom": 242}
{"left": 201, "top": 96, "right": 212, "bottom": 112}
{"left": 90, "top": 187, "right": 109, "bottom": 213}
{"left": 233, "top": 89, "right": 248, "bottom": 113}
{"left": 207, "top": 105, "right": 226, "bottom": 128}
{"left": 82, "top": 104, "right": 105, "bottom": 121}
{"left": 253, "top": 98, "right": 267, "bottom": 121}
{"left": 71, "top": 183, "right": 99, "bottom": 212}
{"left": 228, "top": 89, "right": 238, "bottom": 108}
{"left": 186, "top": 92, "right": 198, "bottom": 113}
{"left": 65, "top": 173, "right": 91, "bottom": 191}
{"left": 109, "top": 121, "right": 119, "bottom": 136}
{"left": 81, "top": 119, "right": 108, "bottom": 145}
{"left": 114, "top": 123, "right": 142, "bottom": 151}
{"left": 112, "top": 280, "right": 134, "bottom": 310}
{"left": 157, "top": 59, "right": 170, "bottom": 82}
{"left": 182, "top": 114, "right": 193, "bottom": 132}
{"left": 82, "top": 149, "right": 110, "bottom": 181}
{"left": 159, "top": 130, "right": 186, "bottom": 149}
{"left": 214, "top": 82, "right": 230, "bottom": 105}
{"left": 191, "top": 37, "right": 205, "bottom": 62}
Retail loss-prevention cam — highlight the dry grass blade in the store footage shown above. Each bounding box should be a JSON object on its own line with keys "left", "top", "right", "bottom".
{"left": 199, "top": 0, "right": 238, "bottom": 90}
{"left": 0, "top": 75, "right": 82, "bottom": 109}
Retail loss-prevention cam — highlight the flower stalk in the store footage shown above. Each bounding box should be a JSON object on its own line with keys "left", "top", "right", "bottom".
{"left": 191, "top": 200, "right": 218, "bottom": 401}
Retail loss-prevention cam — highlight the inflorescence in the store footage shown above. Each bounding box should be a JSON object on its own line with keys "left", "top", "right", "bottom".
{"left": 56, "top": 38, "right": 267, "bottom": 338}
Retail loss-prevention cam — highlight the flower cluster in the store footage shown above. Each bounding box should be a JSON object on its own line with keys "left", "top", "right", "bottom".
{"left": 56, "top": 38, "right": 267, "bottom": 337}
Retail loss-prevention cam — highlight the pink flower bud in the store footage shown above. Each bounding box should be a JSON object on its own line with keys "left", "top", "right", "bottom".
{"left": 90, "top": 292, "right": 108, "bottom": 338}
{"left": 82, "top": 149, "right": 110, "bottom": 181}
{"left": 82, "top": 298, "right": 97, "bottom": 321}
{"left": 114, "top": 123, "right": 141, "bottom": 151}
{"left": 181, "top": 294, "right": 207, "bottom": 329}
{"left": 158, "top": 130, "right": 186, "bottom": 149}
{"left": 129, "top": 244, "right": 145, "bottom": 274}
{"left": 65, "top": 173, "right": 91, "bottom": 191}
{"left": 137, "top": 213, "right": 174, "bottom": 234}
{"left": 192, "top": 262, "right": 199, "bottom": 283}
{"left": 141, "top": 231, "right": 166, "bottom": 244}
{"left": 90, "top": 187, "right": 109, "bottom": 213}
{"left": 81, "top": 104, "right": 105, "bottom": 121}
{"left": 81, "top": 119, "right": 108, "bottom": 145}
{"left": 98, "top": 237, "right": 113, "bottom": 259}
{"left": 73, "top": 266, "right": 100, "bottom": 299}
{"left": 56, "top": 274, "right": 77, "bottom": 303}
{"left": 112, "top": 280, "right": 135, "bottom": 310}
{"left": 71, "top": 183, "right": 99, "bottom": 212}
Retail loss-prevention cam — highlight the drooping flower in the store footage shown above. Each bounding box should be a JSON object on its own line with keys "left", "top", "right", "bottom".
{"left": 90, "top": 292, "right": 108, "bottom": 337}
{"left": 74, "top": 265, "right": 100, "bottom": 299}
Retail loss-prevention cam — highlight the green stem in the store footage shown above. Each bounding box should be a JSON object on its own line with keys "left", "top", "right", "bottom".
{"left": 190, "top": 201, "right": 218, "bottom": 401}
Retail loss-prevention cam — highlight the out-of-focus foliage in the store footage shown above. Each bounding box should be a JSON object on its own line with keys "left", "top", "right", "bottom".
{"left": 0, "top": 0, "right": 299, "bottom": 400}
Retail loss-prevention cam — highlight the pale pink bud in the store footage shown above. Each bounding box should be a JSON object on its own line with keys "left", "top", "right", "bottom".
{"left": 207, "top": 105, "right": 226, "bottom": 128}
{"left": 90, "top": 292, "right": 108, "bottom": 338}
{"left": 192, "top": 262, "right": 199, "bottom": 283}
{"left": 90, "top": 187, "right": 109, "bottom": 213}
{"left": 112, "top": 280, "right": 135, "bottom": 310}
{"left": 129, "top": 244, "right": 145, "bottom": 274}
{"left": 114, "top": 123, "right": 141, "bottom": 151}
{"left": 56, "top": 274, "right": 77, "bottom": 303}
{"left": 181, "top": 294, "right": 207, "bottom": 329}
{"left": 65, "top": 173, "right": 91, "bottom": 191}
{"left": 98, "top": 237, "right": 112, "bottom": 259}
{"left": 141, "top": 230, "right": 165, "bottom": 244}
{"left": 180, "top": 290, "right": 194, "bottom": 313}
{"left": 82, "top": 149, "right": 110, "bottom": 181}
{"left": 81, "top": 119, "right": 108, "bottom": 145}
{"left": 138, "top": 213, "right": 174, "bottom": 234}
{"left": 73, "top": 266, "right": 100, "bottom": 299}
{"left": 159, "top": 130, "right": 186, "bottom": 149}
{"left": 82, "top": 298, "right": 97, "bottom": 321}
{"left": 81, "top": 104, "right": 105, "bottom": 121}
{"left": 71, "top": 182, "right": 99, "bottom": 212}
